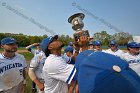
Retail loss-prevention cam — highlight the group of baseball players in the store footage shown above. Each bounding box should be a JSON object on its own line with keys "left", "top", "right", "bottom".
{"left": 0, "top": 34, "right": 140, "bottom": 93}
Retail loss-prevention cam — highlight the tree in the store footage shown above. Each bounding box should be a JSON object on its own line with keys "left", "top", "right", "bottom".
{"left": 58, "top": 35, "right": 73, "bottom": 46}
{"left": 111, "top": 32, "right": 133, "bottom": 46}
{"left": 0, "top": 33, "right": 6, "bottom": 41}
{"left": 93, "top": 31, "right": 111, "bottom": 46}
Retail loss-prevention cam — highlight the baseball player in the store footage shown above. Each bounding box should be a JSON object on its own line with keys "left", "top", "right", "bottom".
{"left": 72, "top": 36, "right": 140, "bottom": 93}
{"left": 71, "top": 35, "right": 91, "bottom": 93}
{"left": 68, "top": 42, "right": 74, "bottom": 47}
{"left": 94, "top": 40, "right": 105, "bottom": 52}
{"left": 40, "top": 35, "right": 76, "bottom": 93}
{"left": 26, "top": 43, "right": 44, "bottom": 56}
{"left": 63, "top": 46, "right": 75, "bottom": 64}
{"left": 28, "top": 52, "right": 46, "bottom": 93}
{"left": 121, "top": 42, "right": 140, "bottom": 76}
{"left": 26, "top": 43, "right": 44, "bottom": 92}
{"left": 0, "top": 37, "right": 27, "bottom": 93}
{"left": 88, "top": 41, "right": 94, "bottom": 51}
{"left": 63, "top": 46, "right": 78, "bottom": 93}
{"left": 105, "top": 40, "right": 124, "bottom": 57}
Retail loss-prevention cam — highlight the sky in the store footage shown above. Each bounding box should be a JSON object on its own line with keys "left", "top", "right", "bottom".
{"left": 0, "top": 0, "right": 140, "bottom": 37}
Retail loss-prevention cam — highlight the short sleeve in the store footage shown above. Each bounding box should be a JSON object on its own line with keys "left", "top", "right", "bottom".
{"left": 28, "top": 48, "right": 36, "bottom": 54}
{"left": 29, "top": 56, "right": 39, "bottom": 69}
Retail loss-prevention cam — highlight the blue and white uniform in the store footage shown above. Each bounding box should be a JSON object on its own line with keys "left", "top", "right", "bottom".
{"left": 29, "top": 52, "right": 46, "bottom": 81}
{"left": 94, "top": 49, "right": 106, "bottom": 52}
{"left": 105, "top": 40, "right": 124, "bottom": 57}
{"left": 105, "top": 49, "right": 124, "bottom": 57}
{"left": 29, "top": 52, "right": 46, "bottom": 93}
{"left": 28, "top": 48, "right": 44, "bottom": 57}
{"left": 62, "top": 53, "right": 72, "bottom": 64}
{"left": 0, "top": 53, "right": 27, "bottom": 92}
{"left": 63, "top": 46, "right": 75, "bottom": 64}
{"left": 121, "top": 52, "right": 140, "bottom": 76}
{"left": 43, "top": 54, "right": 76, "bottom": 93}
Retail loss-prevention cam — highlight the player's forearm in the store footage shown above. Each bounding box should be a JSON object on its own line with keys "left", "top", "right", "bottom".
{"left": 75, "top": 84, "right": 79, "bottom": 93}
{"left": 33, "top": 79, "right": 44, "bottom": 88}
{"left": 25, "top": 43, "right": 39, "bottom": 49}
{"left": 28, "top": 68, "right": 37, "bottom": 81}
{"left": 68, "top": 80, "right": 77, "bottom": 93}
{"left": 28, "top": 68, "right": 44, "bottom": 90}
{"left": 32, "top": 77, "right": 44, "bottom": 90}
{"left": 25, "top": 44, "right": 34, "bottom": 49}
{"left": 19, "top": 81, "right": 25, "bottom": 93}
{"left": 72, "top": 51, "right": 79, "bottom": 61}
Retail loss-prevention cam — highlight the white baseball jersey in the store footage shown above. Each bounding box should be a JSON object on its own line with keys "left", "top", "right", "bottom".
{"left": 0, "top": 53, "right": 27, "bottom": 91}
{"left": 28, "top": 48, "right": 44, "bottom": 56}
{"left": 94, "top": 49, "right": 106, "bottom": 52}
{"left": 29, "top": 52, "right": 46, "bottom": 79}
{"left": 43, "top": 54, "right": 76, "bottom": 93}
{"left": 62, "top": 53, "right": 72, "bottom": 64}
{"left": 105, "top": 49, "right": 124, "bottom": 57}
{"left": 121, "top": 52, "right": 140, "bottom": 76}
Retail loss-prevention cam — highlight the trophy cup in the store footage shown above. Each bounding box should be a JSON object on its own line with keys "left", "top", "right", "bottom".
{"left": 68, "top": 13, "right": 90, "bottom": 41}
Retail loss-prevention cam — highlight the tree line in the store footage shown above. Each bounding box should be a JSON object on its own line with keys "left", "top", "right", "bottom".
{"left": 0, "top": 31, "right": 133, "bottom": 47}
{"left": 0, "top": 33, "right": 73, "bottom": 47}
{"left": 93, "top": 31, "right": 133, "bottom": 46}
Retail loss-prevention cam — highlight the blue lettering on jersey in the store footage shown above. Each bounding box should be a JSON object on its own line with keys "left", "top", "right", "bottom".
{"left": 0, "top": 63, "right": 23, "bottom": 74}
{"left": 128, "top": 60, "right": 140, "bottom": 64}
{"left": 36, "top": 52, "right": 39, "bottom": 54}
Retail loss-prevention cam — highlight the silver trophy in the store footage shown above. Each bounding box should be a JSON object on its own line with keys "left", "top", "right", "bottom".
{"left": 68, "top": 13, "right": 90, "bottom": 41}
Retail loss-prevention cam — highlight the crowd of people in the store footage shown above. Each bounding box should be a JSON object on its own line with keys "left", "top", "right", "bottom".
{"left": 0, "top": 34, "right": 140, "bottom": 93}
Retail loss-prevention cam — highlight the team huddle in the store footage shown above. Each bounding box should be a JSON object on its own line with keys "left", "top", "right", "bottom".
{"left": 0, "top": 35, "right": 140, "bottom": 93}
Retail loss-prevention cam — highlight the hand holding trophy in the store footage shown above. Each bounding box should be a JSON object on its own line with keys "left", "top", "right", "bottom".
{"left": 68, "top": 13, "right": 90, "bottom": 48}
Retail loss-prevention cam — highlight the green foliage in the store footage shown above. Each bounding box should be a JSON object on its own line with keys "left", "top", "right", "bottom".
{"left": 0, "top": 33, "right": 74, "bottom": 47}
{"left": 0, "top": 33, "right": 6, "bottom": 40}
{"left": 58, "top": 35, "right": 73, "bottom": 46}
{"left": 111, "top": 32, "right": 133, "bottom": 45}
{"left": 0, "top": 33, "right": 48, "bottom": 47}
{"left": 0, "top": 31, "right": 133, "bottom": 47}
{"left": 93, "top": 31, "right": 111, "bottom": 46}
{"left": 92, "top": 31, "right": 133, "bottom": 46}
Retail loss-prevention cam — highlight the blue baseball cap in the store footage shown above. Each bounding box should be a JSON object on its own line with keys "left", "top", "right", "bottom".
{"left": 75, "top": 50, "right": 140, "bottom": 93}
{"left": 127, "top": 42, "right": 140, "bottom": 48}
{"left": 89, "top": 41, "right": 94, "bottom": 45}
{"left": 64, "top": 46, "right": 73, "bottom": 53}
{"left": 1, "top": 37, "right": 17, "bottom": 45}
{"left": 109, "top": 40, "right": 117, "bottom": 45}
{"left": 95, "top": 41, "right": 101, "bottom": 46}
{"left": 40, "top": 35, "right": 58, "bottom": 57}
{"left": 68, "top": 42, "right": 73, "bottom": 46}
